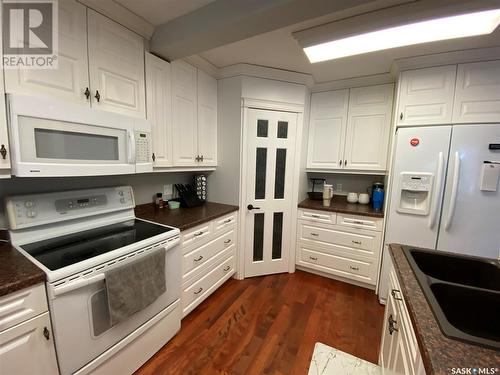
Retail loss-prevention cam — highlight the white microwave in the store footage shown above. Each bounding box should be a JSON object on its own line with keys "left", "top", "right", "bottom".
{"left": 7, "top": 95, "right": 152, "bottom": 177}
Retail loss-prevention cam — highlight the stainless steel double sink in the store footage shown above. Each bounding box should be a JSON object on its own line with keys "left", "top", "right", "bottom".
{"left": 402, "top": 246, "right": 500, "bottom": 350}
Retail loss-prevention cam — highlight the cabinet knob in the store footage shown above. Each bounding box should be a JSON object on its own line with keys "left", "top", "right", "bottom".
{"left": 0, "top": 144, "right": 7, "bottom": 160}
{"left": 344, "top": 160, "right": 347, "bottom": 166}
{"left": 200, "top": 155, "right": 204, "bottom": 162}
{"left": 43, "top": 327, "right": 50, "bottom": 340}
{"left": 195, "top": 155, "right": 200, "bottom": 162}
{"left": 95, "top": 90, "right": 101, "bottom": 102}
{"left": 84, "top": 87, "right": 90, "bottom": 100}
{"left": 223, "top": 266, "right": 231, "bottom": 272}
{"left": 152, "top": 152, "right": 156, "bottom": 162}
{"left": 388, "top": 314, "right": 398, "bottom": 335}
{"left": 339, "top": 160, "right": 342, "bottom": 166}
{"left": 399, "top": 113, "right": 403, "bottom": 120}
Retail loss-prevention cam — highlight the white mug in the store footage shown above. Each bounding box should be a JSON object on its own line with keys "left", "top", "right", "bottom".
{"left": 359, "top": 193, "right": 370, "bottom": 204}
{"left": 347, "top": 192, "right": 358, "bottom": 203}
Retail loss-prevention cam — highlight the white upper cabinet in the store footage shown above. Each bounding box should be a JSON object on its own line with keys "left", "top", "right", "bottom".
{"left": 4, "top": 0, "right": 89, "bottom": 104}
{"left": 0, "top": 4, "right": 10, "bottom": 176}
{"left": 344, "top": 84, "right": 394, "bottom": 171}
{"left": 172, "top": 60, "right": 198, "bottom": 166}
{"left": 145, "top": 52, "right": 172, "bottom": 167}
{"left": 453, "top": 60, "right": 500, "bottom": 124}
{"left": 307, "top": 90, "right": 349, "bottom": 169}
{"left": 197, "top": 69, "right": 218, "bottom": 166}
{"left": 87, "top": 10, "right": 146, "bottom": 118}
{"left": 396, "top": 65, "right": 456, "bottom": 126}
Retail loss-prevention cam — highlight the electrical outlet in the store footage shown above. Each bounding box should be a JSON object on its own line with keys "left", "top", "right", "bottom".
{"left": 336, "top": 183, "right": 343, "bottom": 192}
{"left": 163, "top": 184, "right": 173, "bottom": 200}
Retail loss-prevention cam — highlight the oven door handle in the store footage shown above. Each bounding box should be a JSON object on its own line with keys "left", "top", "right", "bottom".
{"left": 51, "top": 274, "right": 105, "bottom": 298}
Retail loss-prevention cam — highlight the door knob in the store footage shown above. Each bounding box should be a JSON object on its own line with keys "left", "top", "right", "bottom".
{"left": 247, "top": 204, "right": 261, "bottom": 210}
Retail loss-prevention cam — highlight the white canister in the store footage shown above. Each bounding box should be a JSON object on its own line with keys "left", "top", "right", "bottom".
{"left": 347, "top": 192, "right": 358, "bottom": 203}
{"left": 323, "top": 184, "right": 333, "bottom": 206}
{"left": 359, "top": 193, "right": 370, "bottom": 204}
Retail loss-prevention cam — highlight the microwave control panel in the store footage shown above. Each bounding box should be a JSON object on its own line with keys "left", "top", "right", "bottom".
{"left": 135, "top": 131, "right": 151, "bottom": 164}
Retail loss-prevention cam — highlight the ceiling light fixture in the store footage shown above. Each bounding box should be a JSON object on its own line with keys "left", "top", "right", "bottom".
{"left": 303, "top": 8, "right": 500, "bottom": 63}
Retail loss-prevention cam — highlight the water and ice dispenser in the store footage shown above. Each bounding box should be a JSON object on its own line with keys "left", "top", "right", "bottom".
{"left": 397, "top": 173, "right": 434, "bottom": 215}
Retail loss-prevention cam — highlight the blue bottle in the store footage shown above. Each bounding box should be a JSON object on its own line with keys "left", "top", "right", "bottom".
{"left": 372, "top": 187, "right": 385, "bottom": 211}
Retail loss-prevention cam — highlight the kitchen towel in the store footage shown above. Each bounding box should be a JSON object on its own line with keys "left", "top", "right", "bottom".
{"left": 106, "top": 249, "right": 166, "bottom": 326}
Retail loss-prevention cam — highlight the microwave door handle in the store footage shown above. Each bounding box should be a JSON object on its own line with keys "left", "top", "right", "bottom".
{"left": 428, "top": 152, "right": 444, "bottom": 229}
{"left": 445, "top": 151, "right": 461, "bottom": 231}
{"left": 127, "top": 130, "right": 136, "bottom": 164}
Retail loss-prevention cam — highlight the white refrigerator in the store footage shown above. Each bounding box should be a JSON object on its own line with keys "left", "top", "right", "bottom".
{"left": 379, "top": 124, "right": 500, "bottom": 301}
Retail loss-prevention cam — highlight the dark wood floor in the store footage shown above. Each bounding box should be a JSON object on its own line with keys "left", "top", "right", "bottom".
{"left": 135, "top": 270, "right": 385, "bottom": 375}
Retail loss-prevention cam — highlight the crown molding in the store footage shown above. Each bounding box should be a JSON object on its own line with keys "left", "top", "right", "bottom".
{"left": 216, "top": 63, "right": 314, "bottom": 87}
{"left": 390, "top": 46, "right": 500, "bottom": 75}
{"left": 311, "top": 73, "right": 395, "bottom": 92}
{"left": 78, "top": 0, "right": 154, "bottom": 39}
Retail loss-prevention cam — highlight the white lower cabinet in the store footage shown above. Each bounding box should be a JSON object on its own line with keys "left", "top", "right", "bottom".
{"left": 181, "top": 212, "right": 238, "bottom": 317}
{"left": 380, "top": 257, "right": 425, "bottom": 375}
{"left": 296, "top": 209, "right": 382, "bottom": 287}
{"left": 0, "top": 285, "right": 58, "bottom": 375}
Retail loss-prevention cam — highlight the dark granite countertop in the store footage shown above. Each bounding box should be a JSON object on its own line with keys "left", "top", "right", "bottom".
{"left": 0, "top": 242, "right": 46, "bottom": 297}
{"left": 389, "top": 244, "right": 500, "bottom": 375}
{"left": 298, "top": 197, "right": 384, "bottom": 218}
{"left": 135, "top": 202, "right": 239, "bottom": 231}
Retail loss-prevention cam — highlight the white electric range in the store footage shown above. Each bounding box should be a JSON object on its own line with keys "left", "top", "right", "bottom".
{"left": 6, "top": 186, "right": 181, "bottom": 375}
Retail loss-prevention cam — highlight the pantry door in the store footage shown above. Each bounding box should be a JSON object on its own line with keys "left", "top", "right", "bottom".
{"left": 244, "top": 108, "right": 298, "bottom": 277}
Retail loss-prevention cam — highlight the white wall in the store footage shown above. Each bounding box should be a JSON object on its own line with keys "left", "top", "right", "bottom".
{"left": 0, "top": 172, "right": 193, "bottom": 228}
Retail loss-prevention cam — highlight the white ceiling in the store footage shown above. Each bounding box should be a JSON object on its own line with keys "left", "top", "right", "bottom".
{"left": 114, "top": 0, "right": 217, "bottom": 26}
{"left": 200, "top": 22, "right": 500, "bottom": 83}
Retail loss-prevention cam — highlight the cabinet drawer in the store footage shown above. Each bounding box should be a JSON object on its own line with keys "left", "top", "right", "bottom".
{"left": 298, "top": 246, "right": 377, "bottom": 285}
{"left": 214, "top": 213, "right": 237, "bottom": 234}
{"left": 299, "top": 222, "right": 381, "bottom": 254}
{"left": 181, "top": 222, "right": 212, "bottom": 248}
{"left": 183, "top": 229, "right": 235, "bottom": 278}
{"left": 299, "top": 209, "right": 336, "bottom": 224}
{"left": 336, "top": 213, "right": 383, "bottom": 232}
{"left": 182, "top": 255, "right": 235, "bottom": 315}
{"left": 0, "top": 284, "right": 47, "bottom": 332}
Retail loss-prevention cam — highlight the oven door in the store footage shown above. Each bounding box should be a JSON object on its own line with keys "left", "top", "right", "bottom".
{"left": 47, "top": 245, "right": 181, "bottom": 375}
{"left": 8, "top": 94, "right": 137, "bottom": 177}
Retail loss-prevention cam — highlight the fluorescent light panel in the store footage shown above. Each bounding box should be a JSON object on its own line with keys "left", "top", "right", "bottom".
{"left": 304, "top": 9, "right": 500, "bottom": 63}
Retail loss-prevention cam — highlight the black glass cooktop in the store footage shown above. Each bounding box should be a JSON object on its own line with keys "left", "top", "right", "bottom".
{"left": 21, "top": 219, "right": 174, "bottom": 271}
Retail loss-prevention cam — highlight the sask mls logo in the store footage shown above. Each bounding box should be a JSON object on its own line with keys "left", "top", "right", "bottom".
{"left": 2, "top": 0, "right": 58, "bottom": 69}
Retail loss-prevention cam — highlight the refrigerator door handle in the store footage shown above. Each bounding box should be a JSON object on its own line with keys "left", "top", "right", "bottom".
{"left": 428, "top": 151, "right": 444, "bottom": 229}
{"left": 445, "top": 151, "right": 461, "bottom": 231}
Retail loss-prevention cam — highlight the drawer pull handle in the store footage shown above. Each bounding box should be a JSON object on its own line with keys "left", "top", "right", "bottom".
{"left": 194, "top": 256, "right": 203, "bottom": 262}
{"left": 310, "top": 233, "right": 319, "bottom": 237}
{"left": 311, "top": 214, "right": 320, "bottom": 218}
{"left": 194, "top": 231, "right": 204, "bottom": 237}
{"left": 349, "top": 266, "right": 359, "bottom": 271}
{"left": 43, "top": 327, "right": 50, "bottom": 340}
{"left": 309, "top": 256, "right": 318, "bottom": 261}
{"left": 353, "top": 220, "right": 364, "bottom": 225}
{"left": 224, "top": 239, "right": 232, "bottom": 244}
{"left": 352, "top": 240, "right": 362, "bottom": 245}
{"left": 391, "top": 289, "right": 403, "bottom": 301}
{"left": 194, "top": 287, "right": 203, "bottom": 295}
{"left": 223, "top": 266, "right": 231, "bottom": 272}
{"left": 223, "top": 219, "right": 232, "bottom": 223}
{"left": 388, "top": 314, "right": 398, "bottom": 335}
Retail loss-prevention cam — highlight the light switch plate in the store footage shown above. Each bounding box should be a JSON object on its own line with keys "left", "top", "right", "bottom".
{"left": 163, "top": 184, "right": 173, "bottom": 199}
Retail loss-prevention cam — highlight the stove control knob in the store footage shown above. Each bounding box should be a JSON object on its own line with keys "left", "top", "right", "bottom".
{"left": 118, "top": 191, "right": 124, "bottom": 196}
{"left": 27, "top": 210, "right": 37, "bottom": 218}
{"left": 120, "top": 198, "right": 125, "bottom": 204}
{"left": 25, "top": 201, "right": 35, "bottom": 208}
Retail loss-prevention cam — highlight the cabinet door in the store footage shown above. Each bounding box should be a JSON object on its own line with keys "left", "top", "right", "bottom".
{"left": 87, "top": 10, "right": 146, "bottom": 118}
{"left": 307, "top": 90, "right": 348, "bottom": 169}
{"left": 4, "top": 0, "right": 89, "bottom": 104}
{"left": 380, "top": 286, "right": 397, "bottom": 373}
{"left": 172, "top": 60, "right": 198, "bottom": 166}
{"left": 0, "top": 312, "right": 58, "bottom": 375}
{"left": 453, "top": 60, "right": 500, "bottom": 123}
{"left": 397, "top": 65, "right": 456, "bottom": 126}
{"left": 145, "top": 52, "right": 172, "bottom": 167}
{"left": 197, "top": 69, "right": 217, "bottom": 166}
{"left": 344, "top": 84, "right": 394, "bottom": 171}
{"left": 0, "top": 4, "right": 10, "bottom": 175}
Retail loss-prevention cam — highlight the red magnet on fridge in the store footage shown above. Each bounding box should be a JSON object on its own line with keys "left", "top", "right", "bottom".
{"left": 410, "top": 138, "right": 420, "bottom": 147}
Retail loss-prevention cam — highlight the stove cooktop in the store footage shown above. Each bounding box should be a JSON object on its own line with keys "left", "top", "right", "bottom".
{"left": 21, "top": 219, "right": 174, "bottom": 271}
